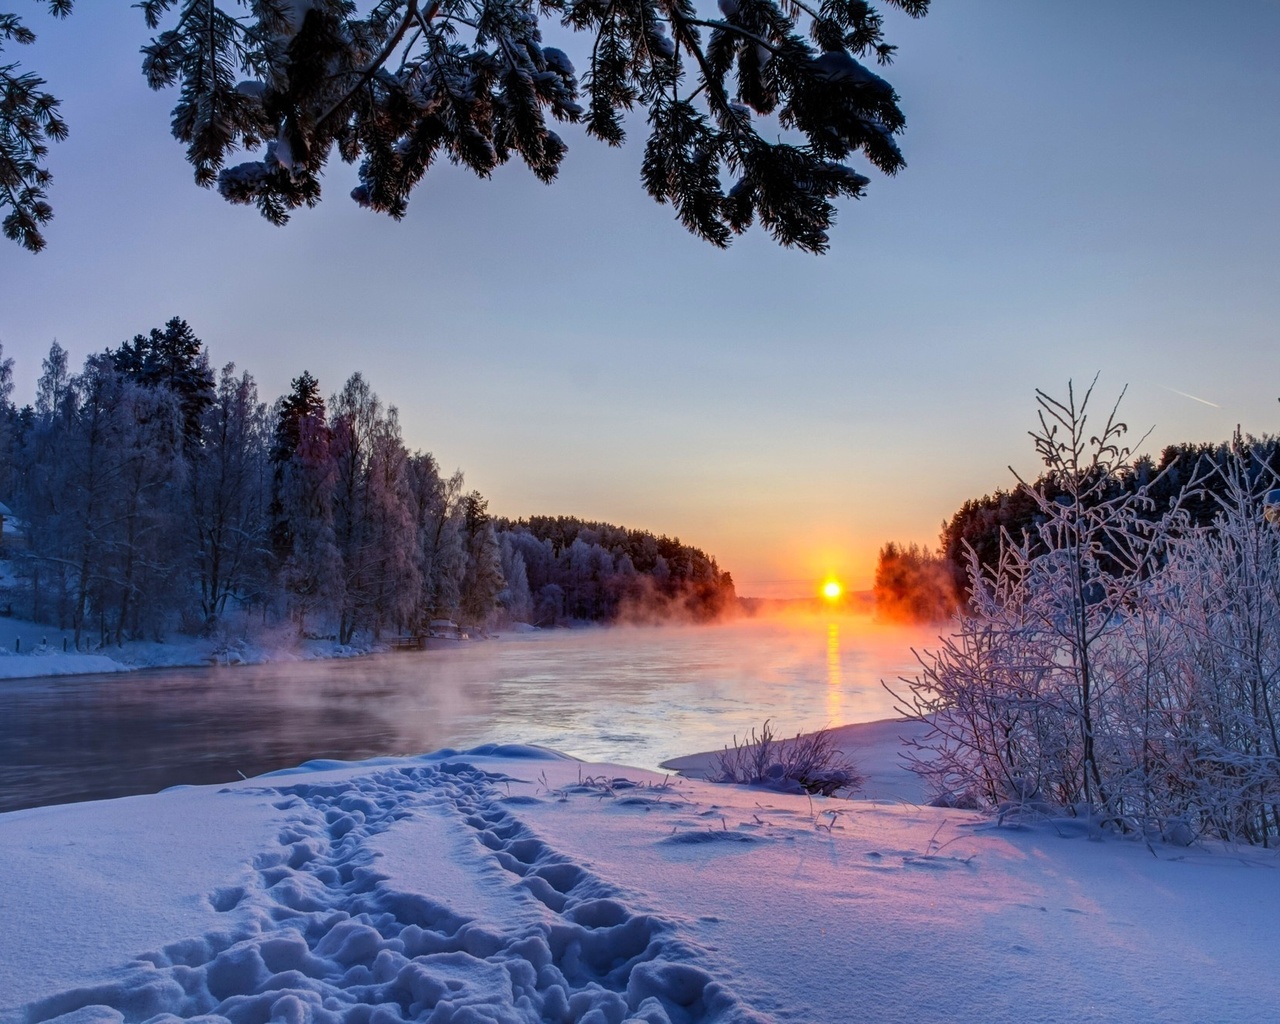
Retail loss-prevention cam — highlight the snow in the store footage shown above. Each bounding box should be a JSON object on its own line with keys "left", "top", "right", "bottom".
{"left": 0, "top": 787, "right": 284, "bottom": 1011}
{"left": 279, "top": 0, "right": 316, "bottom": 41}
{"left": 661, "top": 717, "right": 938, "bottom": 805}
{"left": 0, "top": 652, "right": 127, "bottom": 678}
{"left": 4, "top": 724, "right": 1280, "bottom": 1023}
{"left": 541, "top": 48, "right": 575, "bottom": 78}
{"left": 0, "top": 612, "right": 377, "bottom": 681}
{"left": 649, "top": 28, "right": 676, "bottom": 61}
{"left": 809, "top": 51, "right": 890, "bottom": 94}
{"left": 270, "top": 133, "right": 297, "bottom": 174}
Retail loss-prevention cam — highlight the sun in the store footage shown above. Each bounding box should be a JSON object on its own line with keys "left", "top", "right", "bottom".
{"left": 821, "top": 580, "right": 843, "bottom": 601}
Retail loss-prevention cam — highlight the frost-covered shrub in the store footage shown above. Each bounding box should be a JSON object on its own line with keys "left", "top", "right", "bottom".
{"left": 713, "top": 720, "right": 863, "bottom": 797}
{"left": 896, "top": 382, "right": 1186, "bottom": 817}
{"left": 894, "top": 384, "right": 1280, "bottom": 844}
{"left": 1144, "top": 453, "right": 1280, "bottom": 844}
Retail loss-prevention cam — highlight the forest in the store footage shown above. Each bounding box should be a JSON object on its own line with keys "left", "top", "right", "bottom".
{"left": 873, "top": 429, "right": 1280, "bottom": 623}
{"left": 938, "top": 435, "right": 1280, "bottom": 599}
{"left": 0, "top": 319, "right": 736, "bottom": 647}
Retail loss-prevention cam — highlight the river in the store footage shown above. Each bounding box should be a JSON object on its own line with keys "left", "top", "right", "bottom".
{"left": 0, "top": 613, "right": 944, "bottom": 812}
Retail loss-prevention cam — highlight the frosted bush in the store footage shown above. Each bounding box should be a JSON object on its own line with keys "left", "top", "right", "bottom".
{"left": 893, "top": 381, "right": 1280, "bottom": 845}
{"left": 713, "top": 720, "right": 863, "bottom": 797}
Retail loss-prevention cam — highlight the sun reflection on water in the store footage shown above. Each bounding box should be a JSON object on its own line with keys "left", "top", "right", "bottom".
{"left": 826, "top": 620, "right": 843, "bottom": 723}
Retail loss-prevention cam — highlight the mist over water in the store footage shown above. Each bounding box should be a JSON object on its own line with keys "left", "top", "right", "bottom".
{"left": 0, "top": 613, "right": 943, "bottom": 812}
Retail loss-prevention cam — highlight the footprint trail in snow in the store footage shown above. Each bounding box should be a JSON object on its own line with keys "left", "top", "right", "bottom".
{"left": 24, "top": 760, "right": 768, "bottom": 1024}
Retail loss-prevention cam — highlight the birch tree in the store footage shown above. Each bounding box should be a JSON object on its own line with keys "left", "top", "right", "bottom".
{"left": 188, "top": 363, "right": 270, "bottom": 629}
{"left": 276, "top": 390, "right": 341, "bottom": 635}
{"left": 406, "top": 450, "right": 466, "bottom": 623}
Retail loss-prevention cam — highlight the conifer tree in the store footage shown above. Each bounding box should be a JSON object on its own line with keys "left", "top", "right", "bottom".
{"left": 873, "top": 541, "right": 957, "bottom": 622}
{"left": 459, "top": 491, "right": 505, "bottom": 628}
{"left": 0, "top": 2, "right": 70, "bottom": 251}
{"left": 111, "top": 316, "right": 216, "bottom": 451}
{"left": 276, "top": 398, "right": 341, "bottom": 636}
{"left": 269, "top": 370, "right": 324, "bottom": 560}
{"left": 7, "top": 1, "right": 929, "bottom": 253}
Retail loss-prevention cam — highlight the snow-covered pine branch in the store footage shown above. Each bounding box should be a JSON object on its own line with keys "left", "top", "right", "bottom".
{"left": 4, "top": 0, "right": 929, "bottom": 252}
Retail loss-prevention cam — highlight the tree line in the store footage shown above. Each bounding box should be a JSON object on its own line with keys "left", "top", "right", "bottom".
{"left": 0, "top": 319, "right": 735, "bottom": 647}
{"left": 938, "top": 435, "right": 1280, "bottom": 601}
{"left": 494, "top": 515, "right": 736, "bottom": 625}
{"left": 873, "top": 428, "right": 1280, "bottom": 623}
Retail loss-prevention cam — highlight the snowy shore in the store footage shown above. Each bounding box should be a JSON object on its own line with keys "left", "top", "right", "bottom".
{"left": 4, "top": 721, "right": 1280, "bottom": 1023}
{"left": 0, "top": 615, "right": 382, "bottom": 681}
{"left": 659, "top": 717, "right": 938, "bottom": 805}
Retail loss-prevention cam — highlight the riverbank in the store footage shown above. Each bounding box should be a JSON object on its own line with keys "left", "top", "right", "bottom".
{"left": 0, "top": 613, "right": 552, "bottom": 681}
{"left": 0, "top": 613, "right": 392, "bottom": 681}
{"left": 3, "top": 723, "right": 1279, "bottom": 1023}
{"left": 660, "top": 717, "right": 938, "bottom": 805}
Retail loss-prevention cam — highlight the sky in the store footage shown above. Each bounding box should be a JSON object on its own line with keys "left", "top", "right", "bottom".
{"left": 1, "top": 1, "right": 1278, "bottom": 597}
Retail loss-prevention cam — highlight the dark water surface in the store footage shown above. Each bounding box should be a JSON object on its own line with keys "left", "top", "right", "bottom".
{"left": 0, "top": 615, "right": 940, "bottom": 812}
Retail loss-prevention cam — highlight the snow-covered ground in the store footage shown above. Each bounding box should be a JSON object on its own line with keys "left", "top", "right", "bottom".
{"left": 0, "top": 613, "right": 377, "bottom": 681}
{"left": 4, "top": 723, "right": 1278, "bottom": 1024}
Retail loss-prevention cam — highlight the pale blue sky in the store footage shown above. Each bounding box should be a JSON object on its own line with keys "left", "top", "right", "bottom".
{"left": 2, "top": 2, "right": 1278, "bottom": 595}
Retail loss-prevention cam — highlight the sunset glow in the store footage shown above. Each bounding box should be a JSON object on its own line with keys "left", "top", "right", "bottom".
{"left": 0, "top": 5, "right": 1273, "bottom": 1022}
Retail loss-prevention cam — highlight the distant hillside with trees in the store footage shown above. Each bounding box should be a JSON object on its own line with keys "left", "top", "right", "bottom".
{"left": 872, "top": 542, "right": 957, "bottom": 623}
{"left": 494, "top": 516, "right": 736, "bottom": 625}
{"left": 939, "top": 436, "right": 1280, "bottom": 601}
{"left": 873, "top": 434, "right": 1280, "bottom": 623}
{"left": 0, "top": 322, "right": 735, "bottom": 647}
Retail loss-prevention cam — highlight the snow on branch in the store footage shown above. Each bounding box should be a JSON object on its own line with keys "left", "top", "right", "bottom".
{"left": 3, "top": 0, "right": 930, "bottom": 251}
